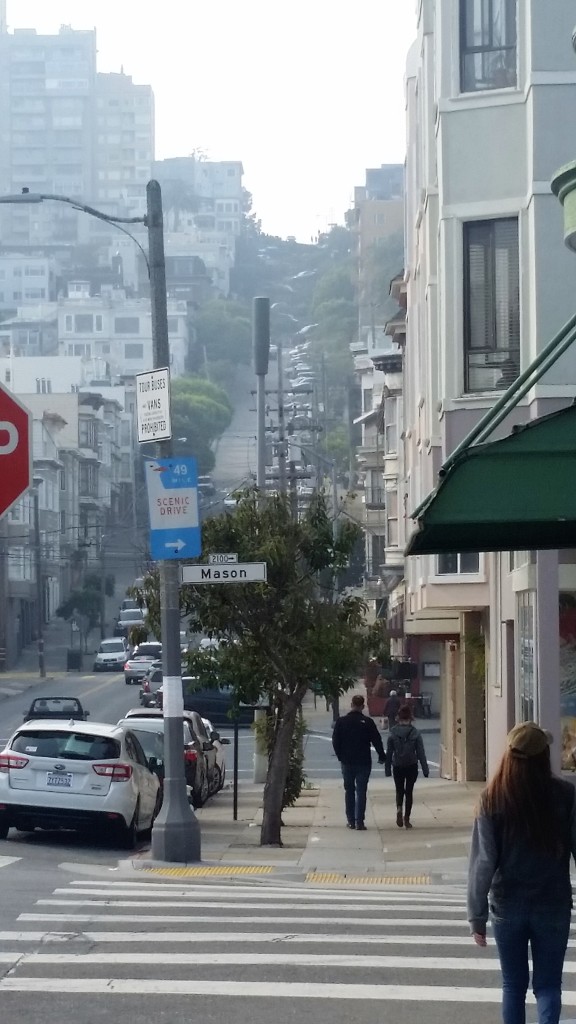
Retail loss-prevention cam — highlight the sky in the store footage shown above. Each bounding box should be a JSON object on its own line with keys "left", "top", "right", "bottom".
{"left": 10, "top": 1, "right": 417, "bottom": 240}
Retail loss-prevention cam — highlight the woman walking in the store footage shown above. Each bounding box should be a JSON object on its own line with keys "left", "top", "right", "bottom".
{"left": 468, "top": 721, "right": 576, "bottom": 1024}
{"left": 385, "top": 704, "right": 429, "bottom": 828}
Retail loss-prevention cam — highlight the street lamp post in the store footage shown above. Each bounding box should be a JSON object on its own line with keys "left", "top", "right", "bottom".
{"left": 0, "top": 185, "right": 199, "bottom": 861}
{"left": 146, "top": 181, "right": 200, "bottom": 862}
{"left": 32, "top": 479, "right": 46, "bottom": 679}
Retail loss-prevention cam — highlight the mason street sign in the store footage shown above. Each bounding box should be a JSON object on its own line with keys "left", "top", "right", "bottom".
{"left": 181, "top": 562, "right": 267, "bottom": 585}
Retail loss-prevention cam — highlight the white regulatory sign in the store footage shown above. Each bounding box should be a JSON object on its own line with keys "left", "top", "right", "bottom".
{"left": 208, "top": 553, "right": 239, "bottom": 565}
{"left": 136, "top": 367, "right": 172, "bottom": 443}
{"left": 181, "top": 562, "right": 267, "bottom": 585}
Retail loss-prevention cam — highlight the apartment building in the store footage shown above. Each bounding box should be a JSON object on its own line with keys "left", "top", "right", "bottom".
{"left": 0, "top": 23, "right": 97, "bottom": 244}
{"left": 57, "top": 282, "right": 189, "bottom": 378}
{"left": 0, "top": 253, "right": 58, "bottom": 313}
{"left": 396, "top": 0, "right": 576, "bottom": 779}
{"left": 95, "top": 71, "right": 155, "bottom": 220}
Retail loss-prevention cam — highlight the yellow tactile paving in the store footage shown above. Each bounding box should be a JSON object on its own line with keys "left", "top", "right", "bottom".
{"left": 305, "top": 872, "right": 430, "bottom": 886}
{"left": 142, "top": 865, "right": 274, "bottom": 877}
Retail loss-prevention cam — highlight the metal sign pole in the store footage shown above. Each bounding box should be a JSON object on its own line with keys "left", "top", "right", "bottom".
{"left": 146, "top": 180, "right": 200, "bottom": 863}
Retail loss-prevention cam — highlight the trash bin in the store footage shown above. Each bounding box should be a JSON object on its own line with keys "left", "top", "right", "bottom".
{"left": 66, "top": 649, "right": 83, "bottom": 671}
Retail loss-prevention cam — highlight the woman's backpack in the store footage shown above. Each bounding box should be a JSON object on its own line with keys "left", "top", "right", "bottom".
{"left": 393, "top": 727, "right": 418, "bottom": 767}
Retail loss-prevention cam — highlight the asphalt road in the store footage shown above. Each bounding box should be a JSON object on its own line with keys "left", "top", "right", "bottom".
{"left": 0, "top": 864, "right": 569, "bottom": 1023}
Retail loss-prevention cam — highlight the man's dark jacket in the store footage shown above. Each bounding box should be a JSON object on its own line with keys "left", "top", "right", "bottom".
{"left": 332, "top": 710, "right": 385, "bottom": 766}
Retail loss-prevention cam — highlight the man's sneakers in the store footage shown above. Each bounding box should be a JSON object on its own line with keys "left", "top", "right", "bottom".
{"left": 346, "top": 821, "right": 355, "bottom": 829}
{"left": 396, "top": 808, "right": 403, "bottom": 828}
{"left": 404, "top": 818, "right": 413, "bottom": 829}
{"left": 356, "top": 822, "right": 367, "bottom": 831}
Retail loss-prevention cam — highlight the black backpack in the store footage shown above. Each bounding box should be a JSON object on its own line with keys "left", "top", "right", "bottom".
{"left": 392, "top": 727, "right": 418, "bottom": 767}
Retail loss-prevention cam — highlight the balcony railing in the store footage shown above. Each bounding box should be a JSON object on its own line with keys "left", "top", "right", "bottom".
{"left": 365, "top": 487, "right": 386, "bottom": 508}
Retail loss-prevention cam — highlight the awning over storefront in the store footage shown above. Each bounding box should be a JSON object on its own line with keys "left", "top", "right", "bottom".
{"left": 405, "top": 403, "right": 576, "bottom": 556}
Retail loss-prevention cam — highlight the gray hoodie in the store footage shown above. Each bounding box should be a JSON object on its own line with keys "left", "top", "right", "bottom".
{"left": 467, "top": 776, "right": 576, "bottom": 935}
{"left": 385, "top": 723, "right": 429, "bottom": 776}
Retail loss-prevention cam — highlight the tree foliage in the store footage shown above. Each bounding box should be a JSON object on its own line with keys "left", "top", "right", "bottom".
{"left": 194, "top": 300, "right": 252, "bottom": 365}
{"left": 170, "top": 376, "right": 233, "bottom": 470}
{"left": 136, "top": 490, "right": 369, "bottom": 846}
{"left": 56, "top": 573, "right": 114, "bottom": 650}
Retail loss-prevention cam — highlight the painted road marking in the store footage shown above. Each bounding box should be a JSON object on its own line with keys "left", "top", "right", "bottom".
{"left": 18, "top": 912, "right": 472, "bottom": 926}
{"left": 0, "top": 978, "right": 567, "bottom": 1003}
{"left": 0, "top": 857, "right": 21, "bottom": 868}
{"left": 38, "top": 898, "right": 467, "bottom": 912}
{"left": 0, "top": 930, "right": 551, "bottom": 946}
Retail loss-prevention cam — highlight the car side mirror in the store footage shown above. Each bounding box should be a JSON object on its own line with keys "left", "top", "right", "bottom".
{"left": 220, "top": 737, "right": 231, "bottom": 745}
{"left": 210, "top": 730, "right": 221, "bottom": 742}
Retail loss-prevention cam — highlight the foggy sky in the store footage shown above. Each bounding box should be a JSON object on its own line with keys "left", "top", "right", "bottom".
{"left": 9, "top": 0, "right": 416, "bottom": 240}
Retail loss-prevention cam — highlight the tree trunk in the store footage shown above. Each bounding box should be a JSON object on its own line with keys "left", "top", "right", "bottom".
{"left": 260, "top": 697, "right": 299, "bottom": 846}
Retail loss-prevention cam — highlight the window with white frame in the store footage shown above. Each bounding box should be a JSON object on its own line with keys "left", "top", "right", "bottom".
{"left": 437, "top": 552, "right": 480, "bottom": 575}
{"left": 460, "top": 0, "right": 517, "bottom": 93}
{"left": 386, "top": 489, "right": 399, "bottom": 547}
{"left": 385, "top": 396, "right": 398, "bottom": 454}
{"left": 464, "top": 218, "right": 520, "bottom": 393}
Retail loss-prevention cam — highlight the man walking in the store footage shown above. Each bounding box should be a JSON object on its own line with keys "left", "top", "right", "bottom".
{"left": 332, "top": 694, "right": 385, "bottom": 830}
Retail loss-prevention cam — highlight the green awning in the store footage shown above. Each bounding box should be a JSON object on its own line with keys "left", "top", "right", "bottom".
{"left": 405, "top": 403, "right": 576, "bottom": 555}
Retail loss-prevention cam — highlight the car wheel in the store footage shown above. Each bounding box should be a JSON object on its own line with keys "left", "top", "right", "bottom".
{"left": 0, "top": 816, "right": 9, "bottom": 840}
{"left": 117, "top": 803, "right": 139, "bottom": 850}
{"left": 125, "top": 678, "right": 132, "bottom": 685}
{"left": 193, "top": 772, "right": 209, "bottom": 808}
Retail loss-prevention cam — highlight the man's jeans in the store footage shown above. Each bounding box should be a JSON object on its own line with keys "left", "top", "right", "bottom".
{"left": 341, "top": 763, "right": 371, "bottom": 826}
{"left": 491, "top": 903, "right": 571, "bottom": 1024}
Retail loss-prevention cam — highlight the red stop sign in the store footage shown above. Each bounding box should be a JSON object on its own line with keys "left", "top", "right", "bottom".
{"left": 0, "top": 383, "right": 32, "bottom": 518}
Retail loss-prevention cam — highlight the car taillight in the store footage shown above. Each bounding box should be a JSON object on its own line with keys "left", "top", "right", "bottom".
{"left": 0, "top": 754, "right": 29, "bottom": 772}
{"left": 124, "top": 663, "right": 130, "bottom": 670}
{"left": 142, "top": 680, "right": 150, "bottom": 692}
{"left": 184, "top": 748, "right": 197, "bottom": 763}
{"left": 92, "top": 763, "right": 133, "bottom": 781}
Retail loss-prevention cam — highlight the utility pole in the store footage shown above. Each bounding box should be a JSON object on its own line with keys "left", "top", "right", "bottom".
{"left": 147, "top": 180, "right": 200, "bottom": 863}
{"left": 276, "top": 340, "right": 288, "bottom": 494}
{"left": 32, "top": 485, "right": 46, "bottom": 678}
{"left": 253, "top": 298, "right": 270, "bottom": 496}
{"left": 99, "top": 533, "right": 106, "bottom": 640}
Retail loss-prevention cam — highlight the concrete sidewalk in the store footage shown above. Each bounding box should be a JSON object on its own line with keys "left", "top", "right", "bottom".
{"left": 135, "top": 692, "right": 475, "bottom": 885}
{"left": 172, "top": 773, "right": 479, "bottom": 884}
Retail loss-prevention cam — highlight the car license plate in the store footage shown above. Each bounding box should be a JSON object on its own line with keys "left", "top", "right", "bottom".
{"left": 46, "top": 772, "right": 72, "bottom": 787}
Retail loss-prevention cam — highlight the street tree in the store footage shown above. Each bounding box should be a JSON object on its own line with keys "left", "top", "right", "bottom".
{"left": 170, "top": 376, "right": 233, "bottom": 470}
{"left": 56, "top": 572, "right": 114, "bottom": 651}
{"left": 136, "top": 491, "right": 368, "bottom": 847}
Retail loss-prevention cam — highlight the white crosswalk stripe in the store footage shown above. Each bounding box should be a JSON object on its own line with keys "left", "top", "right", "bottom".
{"left": 1, "top": 876, "right": 576, "bottom": 1015}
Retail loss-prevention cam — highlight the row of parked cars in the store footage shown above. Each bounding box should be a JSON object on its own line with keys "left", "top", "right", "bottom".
{"left": 0, "top": 695, "right": 231, "bottom": 848}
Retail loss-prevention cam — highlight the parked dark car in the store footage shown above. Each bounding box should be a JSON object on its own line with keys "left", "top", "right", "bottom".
{"left": 23, "top": 696, "right": 89, "bottom": 723}
{"left": 181, "top": 682, "right": 255, "bottom": 728}
{"left": 117, "top": 710, "right": 211, "bottom": 807}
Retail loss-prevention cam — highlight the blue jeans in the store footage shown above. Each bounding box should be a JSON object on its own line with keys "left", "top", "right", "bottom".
{"left": 341, "top": 763, "right": 371, "bottom": 826}
{"left": 491, "top": 903, "right": 571, "bottom": 1024}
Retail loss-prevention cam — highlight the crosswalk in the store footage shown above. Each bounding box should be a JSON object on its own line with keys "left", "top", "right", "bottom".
{"left": 1, "top": 876, "right": 576, "bottom": 1017}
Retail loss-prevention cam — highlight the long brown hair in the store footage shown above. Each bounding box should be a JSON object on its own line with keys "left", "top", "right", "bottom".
{"left": 481, "top": 746, "right": 563, "bottom": 856}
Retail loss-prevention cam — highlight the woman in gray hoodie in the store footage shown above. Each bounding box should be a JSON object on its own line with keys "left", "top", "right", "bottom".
{"left": 468, "top": 722, "right": 576, "bottom": 1024}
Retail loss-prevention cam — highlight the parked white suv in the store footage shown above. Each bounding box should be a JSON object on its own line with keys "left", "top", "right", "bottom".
{"left": 93, "top": 637, "right": 130, "bottom": 672}
{"left": 0, "top": 721, "right": 160, "bottom": 848}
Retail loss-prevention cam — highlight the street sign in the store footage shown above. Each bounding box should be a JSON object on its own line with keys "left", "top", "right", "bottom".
{"left": 181, "top": 562, "right": 267, "bottom": 585}
{"left": 208, "top": 553, "right": 238, "bottom": 565}
{"left": 145, "top": 457, "right": 201, "bottom": 561}
{"left": 136, "top": 367, "right": 172, "bottom": 443}
{"left": 0, "top": 382, "right": 32, "bottom": 518}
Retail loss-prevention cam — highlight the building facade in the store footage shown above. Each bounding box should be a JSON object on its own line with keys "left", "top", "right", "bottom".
{"left": 393, "top": 0, "right": 576, "bottom": 778}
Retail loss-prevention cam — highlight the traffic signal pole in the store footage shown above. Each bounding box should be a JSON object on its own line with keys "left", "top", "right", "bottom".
{"left": 147, "top": 180, "right": 200, "bottom": 863}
